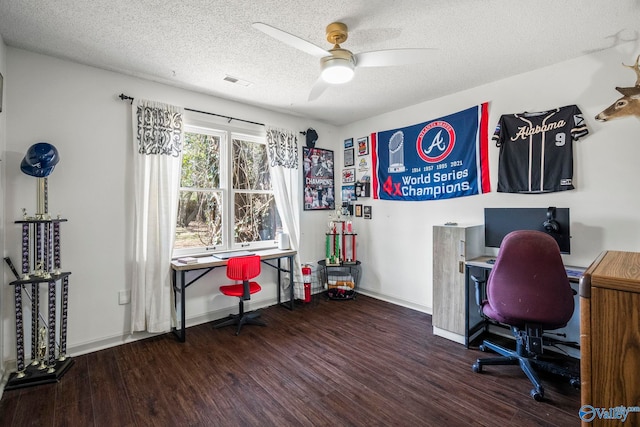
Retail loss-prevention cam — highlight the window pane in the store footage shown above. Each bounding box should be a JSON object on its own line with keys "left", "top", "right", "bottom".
{"left": 232, "top": 138, "right": 271, "bottom": 190}
{"left": 182, "top": 132, "right": 220, "bottom": 188}
{"left": 175, "top": 191, "right": 223, "bottom": 248}
{"left": 234, "top": 192, "right": 280, "bottom": 243}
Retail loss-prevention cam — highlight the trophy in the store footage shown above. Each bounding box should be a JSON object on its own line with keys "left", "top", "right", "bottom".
{"left": 37, "top": 327, "right": 47, "bottom": 370}
{"left": 6, "top": 142, "right": 74, "bottom": 390}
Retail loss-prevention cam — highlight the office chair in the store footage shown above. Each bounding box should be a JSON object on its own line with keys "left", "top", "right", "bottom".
{"left": 214, "top": 255, "right": 266, "bottom": 335}
{"left": 471, "top": 230, "right": 578, "bottom": 401}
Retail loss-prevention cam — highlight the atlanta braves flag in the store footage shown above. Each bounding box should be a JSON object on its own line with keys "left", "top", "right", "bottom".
{"left": 371, "top": 103, "right": 490, "bottom": 201}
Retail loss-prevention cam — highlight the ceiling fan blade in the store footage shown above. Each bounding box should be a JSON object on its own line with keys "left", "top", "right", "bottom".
{"left": 308, "top": 78, "right": 329, "bottom": 101}
{"left": 355, "top": 48, "right": 435, "bottom": 67}
{"left": 252, "top": 22, "right": 330, "bottom": 58}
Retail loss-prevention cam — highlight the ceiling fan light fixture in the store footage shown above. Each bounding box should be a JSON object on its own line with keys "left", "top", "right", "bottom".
{"left": 320, "top": 49, "right": 355, "bottom": 84}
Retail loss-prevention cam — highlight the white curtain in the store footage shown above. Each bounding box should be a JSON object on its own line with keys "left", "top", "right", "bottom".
{"left": 131, "top": 99, "right": 184, "bottom": 333}
{"left": 266, "top": 127, "right": 304, "bottom": 297}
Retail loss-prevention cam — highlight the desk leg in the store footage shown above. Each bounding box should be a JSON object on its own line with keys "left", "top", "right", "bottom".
{"left": 172, "top": 270, "right": 186, "bottom": 342}
{"left": 465, "top": 266, "right": 489, "bottom": 348}
{"left": 277, "top": 258, "right": 282, "bottom": 307}
{"left": 465, "top": 266, "right": 471, "bottom": 348}
{"left": 275, "top": 256, "right": 295, "bottom": 310}
{"left": 288, "top": 255, "right": 294, "bottom": 310}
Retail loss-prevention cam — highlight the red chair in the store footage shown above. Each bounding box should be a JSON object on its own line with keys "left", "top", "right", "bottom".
{"left": 214, "top": 255, "right": 266, "bottom": 335}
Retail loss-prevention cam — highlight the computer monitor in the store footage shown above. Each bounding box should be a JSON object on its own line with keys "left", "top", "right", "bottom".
{"left": 484, "top": 207, "right": 571, "bottom": 254}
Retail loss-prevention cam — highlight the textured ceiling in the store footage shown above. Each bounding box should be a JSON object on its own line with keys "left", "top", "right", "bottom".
{"left": 1, "top": 1, "right": 639, "bottom": 126}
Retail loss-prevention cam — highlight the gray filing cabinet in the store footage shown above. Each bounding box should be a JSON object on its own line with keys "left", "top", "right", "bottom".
{"left": 432, "top": 224, "right": 484, "bottom": 344}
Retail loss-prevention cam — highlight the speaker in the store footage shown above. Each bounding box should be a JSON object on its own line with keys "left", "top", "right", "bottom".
{"left": 543, "top": 207, "right": 560, "bottom": 233}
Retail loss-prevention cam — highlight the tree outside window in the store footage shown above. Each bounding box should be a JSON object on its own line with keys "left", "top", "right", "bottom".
{"left": 174, "top": 125, "right": 280, "bottom": 256}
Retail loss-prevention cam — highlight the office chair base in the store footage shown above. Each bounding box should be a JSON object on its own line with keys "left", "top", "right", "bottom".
{"left": 472, "top": 339, "right": 578, "bottom": 401}
{"left": 213, "top": 311, "right": 266, "bottom": 336}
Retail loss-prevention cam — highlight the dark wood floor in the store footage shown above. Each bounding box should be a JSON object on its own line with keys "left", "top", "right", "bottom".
{"left": 0, "top": 295, "right": 581, "bottom": 426}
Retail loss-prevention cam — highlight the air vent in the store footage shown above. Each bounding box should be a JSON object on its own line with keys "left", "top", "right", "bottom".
{"left": 223, "top": 75, "right": 252, "bottom": 87}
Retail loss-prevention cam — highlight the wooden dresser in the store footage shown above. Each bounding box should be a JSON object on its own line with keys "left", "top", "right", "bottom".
{"left": 579, "top": 250, "right": 640, "bottom": 426}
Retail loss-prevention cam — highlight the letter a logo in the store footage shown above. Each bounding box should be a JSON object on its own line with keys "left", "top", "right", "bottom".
{"left": 417, "top": 121, "right": 456, "bottom": 163}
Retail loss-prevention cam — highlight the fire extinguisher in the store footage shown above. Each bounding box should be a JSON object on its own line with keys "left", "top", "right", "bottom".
{"left": 302, "top": 265, "right": 312, "bottom": 303}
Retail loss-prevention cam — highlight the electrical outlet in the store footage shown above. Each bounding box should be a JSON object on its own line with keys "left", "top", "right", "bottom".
{"left": 118, "top": 290, "right": 131, "bottom": 305}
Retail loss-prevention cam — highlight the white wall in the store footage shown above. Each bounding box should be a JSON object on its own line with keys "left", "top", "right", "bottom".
{"left": 2, "top": 48, "right": 335, "bottom": 361}
{"left": 340, "top": 41, "right": 640, "bottom": 313}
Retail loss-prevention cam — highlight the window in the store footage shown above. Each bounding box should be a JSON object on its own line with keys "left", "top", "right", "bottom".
{"left": 174, "top": 118, "right": 280, "bottom": 256}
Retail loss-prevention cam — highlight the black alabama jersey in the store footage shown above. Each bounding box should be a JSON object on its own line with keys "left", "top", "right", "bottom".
{"left": 493, "top": 104, "right": 588, "bottom": 193}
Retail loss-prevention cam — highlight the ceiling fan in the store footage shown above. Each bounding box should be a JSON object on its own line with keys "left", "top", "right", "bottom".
{"left": 252, "top": 21, "right": 434, "bottom": 101}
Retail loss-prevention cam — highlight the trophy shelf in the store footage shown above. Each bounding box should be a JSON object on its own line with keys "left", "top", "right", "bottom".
{"left": 5, "top": 215, "right": 74, "bottom": 390}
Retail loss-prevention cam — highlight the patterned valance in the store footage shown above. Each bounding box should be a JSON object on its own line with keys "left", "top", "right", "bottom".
{"left": 135, "top": 100, "right": 183, "bottom": 157}
{"left": 266, "top": 127, "right": 298, "bottom": 169}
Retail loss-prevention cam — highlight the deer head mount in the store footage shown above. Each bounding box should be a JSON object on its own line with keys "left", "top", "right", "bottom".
{"left": 595, "top": 55, "right": 640, "bottom": 122}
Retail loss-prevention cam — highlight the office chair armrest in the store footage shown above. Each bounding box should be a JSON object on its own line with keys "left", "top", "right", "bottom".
{"left": 470, "top": 275, "right": 486, "bottom": 310}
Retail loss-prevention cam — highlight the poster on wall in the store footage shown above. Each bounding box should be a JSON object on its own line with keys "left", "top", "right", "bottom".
{"left": 357, "top": 136, "right": 369, "bottom": 156}
{"left": 344, "top": 148, "right": 355, "bottom": 167}
{"left": 370, "top": 103, "right": 490, "bottom": 201}
{"left": 341, "top": 185, "right": 356, "bottom": 202}
{"left": 303, "top": 147, "right": 335, "bottom": 210}
{"left": 342, "top": 168, "right": 356, "bottom": 183}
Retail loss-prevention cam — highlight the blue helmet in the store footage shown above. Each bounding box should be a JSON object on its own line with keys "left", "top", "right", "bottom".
{"left": 20, "top": 142, "right": 60, "bottom": 177}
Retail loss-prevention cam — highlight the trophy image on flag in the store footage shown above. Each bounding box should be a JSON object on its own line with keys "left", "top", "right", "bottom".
{"left": 388, "top": 131, "right": 406, "bottom": 173}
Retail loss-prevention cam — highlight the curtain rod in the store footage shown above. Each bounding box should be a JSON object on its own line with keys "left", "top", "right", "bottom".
{"left": 118, "top": 93, "right": 265, "bottom": 127}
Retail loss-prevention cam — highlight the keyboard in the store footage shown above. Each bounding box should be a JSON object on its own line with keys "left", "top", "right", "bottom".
{"left": 565, "top": 268, "right": 583, "bottom": 280}
{"left": 213, "top": 250, "right": 254, "bottom": 260}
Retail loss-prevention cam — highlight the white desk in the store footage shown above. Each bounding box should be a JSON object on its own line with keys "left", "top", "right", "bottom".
{"left": 171, "top": 248, "right": 297, "bottom": 342}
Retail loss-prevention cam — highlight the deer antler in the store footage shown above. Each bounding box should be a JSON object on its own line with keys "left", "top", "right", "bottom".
{"left": 622, "top": 54, "right": 640, "bottom": 87}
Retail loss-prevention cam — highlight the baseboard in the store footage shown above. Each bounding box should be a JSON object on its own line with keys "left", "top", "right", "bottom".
{"left": 356, "top": 289, "right": 431, "bottom": 315}
{"left": 69, "top": 295, "right": 279, "bottom": 356}
{"left": 433, "top": 326, "right": 465, "bottom": 345}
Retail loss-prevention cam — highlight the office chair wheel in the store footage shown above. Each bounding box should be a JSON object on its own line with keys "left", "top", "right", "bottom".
{"left": 530, "top": 387, "right": 544, "bottom": 401}
{"left": 472, "top": 362, "right": 482, "bottom": 373}
{"left": 478, "top": 344, "right": 487, "bottom": 352}
{"left": 570, "top": 378, "right": 580, "bottom": 389}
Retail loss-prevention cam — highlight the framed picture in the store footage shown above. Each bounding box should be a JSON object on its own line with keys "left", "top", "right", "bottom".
{"left": 303, "top": 147, "right": 335, "bottom": 211}
{"left": 344, "top": 138, "right": 354, "bottom": 148}
{"left": 363, "top": 205, "right": 372, "bottom": 219}
{"left": 344, "top": 148, "right": 355, "bottom": 167}
{"left": 357, "top": 136, "right": 369, "bottom": 156}
{"left": 342, "top": 167, "right": 356, "bottom": 183}
{"left": 342, "top": 185, "right": 356, "bottom": 202}
{"left": 355, "top": 204, "right": 363, "bottom": 217}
